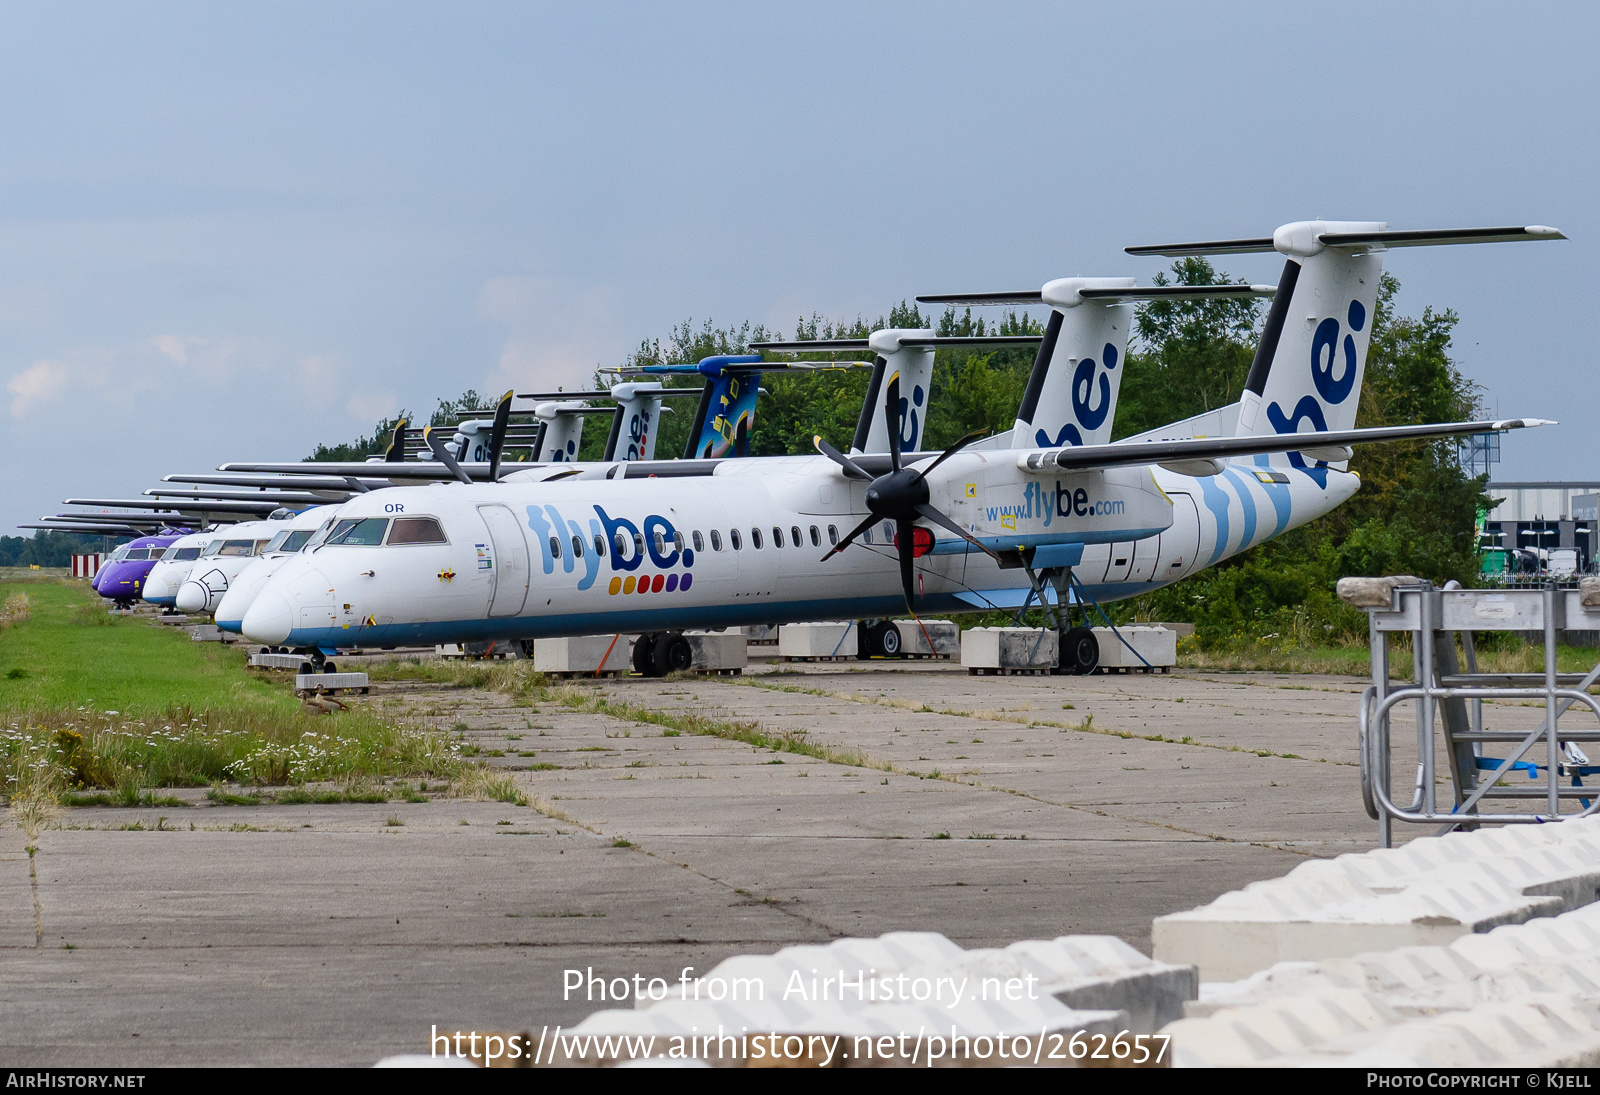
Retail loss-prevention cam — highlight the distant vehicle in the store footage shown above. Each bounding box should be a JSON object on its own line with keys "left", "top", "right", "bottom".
{"left": 1549, "top": 548, "right": 1579, "bottom": 577}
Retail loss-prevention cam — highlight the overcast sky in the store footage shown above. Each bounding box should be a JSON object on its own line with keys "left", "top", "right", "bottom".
{"left": 2, "top": 1, "right": 1594, "bottom": 534}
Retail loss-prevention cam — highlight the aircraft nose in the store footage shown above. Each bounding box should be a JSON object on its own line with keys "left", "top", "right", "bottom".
{"left": 175, "top": 580, "right": 208, "bottom": 614}
{"left": 242, "top": 592, "right": 294, "bottom": 646}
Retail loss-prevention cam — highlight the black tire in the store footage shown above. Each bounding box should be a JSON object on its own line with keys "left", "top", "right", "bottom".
{"left": 298, "top": 663, "right": 316, "bottom": 676}
{"left": 259, "top": 647, "right": 272, "bottom": 655}
{"left": 1061, "top": 627, "right": 1099, "bottom": 675}
{"left": 632, "top": 633, "right": 658, "bottom": 676}
{"left": 855, "top": 620, "right": 875, "bottom": 660}
{"left": 652, "top": 634, "right": 693, "bottom": 676}
{"left": 322, "top": 661, "right": 338, "bottom": 674}
{"left": 876, "top": 621, "right": 903, "bottom": 658}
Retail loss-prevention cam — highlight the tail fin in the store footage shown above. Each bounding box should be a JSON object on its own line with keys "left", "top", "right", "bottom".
{"left": 852, "top": 329, "right": 936, "bottom": 454}
{"left": 1125, "top": 222, "right": 1564, "bottom": 456}
{"left": 604, "top": 383, "right": 668, "bottom": 462}
{"left": 530, "top": 402, "right": 590, "bottom": 462}
{"left": 1010, "top": 279, "right": 1275, "bottom": 449}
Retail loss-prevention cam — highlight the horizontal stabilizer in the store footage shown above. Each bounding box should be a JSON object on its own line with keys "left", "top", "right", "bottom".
{"left": 914, "top": 291, "right": 1042, "bottom": 306}
{"left": 752, "top": 336, "right": 1040, "bottom": 353}
{"left": 1022, "top": 418, "right": 1553, "bottom": 473}
{"left": 1317, "top": 225, "right": 1566, "bottom": 248}
{"left": 1078, "top": 284, "right": 1277, "bottom": 303}
{"left": 1128, "top": 224, "right": 1564, "bottom": 257}
{"left": 1125, "top": 237, "right": 1275, "bottom": 257}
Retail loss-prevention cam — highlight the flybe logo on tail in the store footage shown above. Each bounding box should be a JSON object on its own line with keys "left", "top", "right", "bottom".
{"left": 525, "top": 504, "right": 695, "bottom": 596}
{"left": 1034, "top": 342, "right": 1118, "bottom": 448}
{"left": 1265, "top": 298, "right": 1366, "bottom": 483}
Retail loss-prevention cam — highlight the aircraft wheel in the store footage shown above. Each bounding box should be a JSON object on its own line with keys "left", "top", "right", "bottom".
{"left": 298, "top": 663, "right": 316, "bottom": 676}
{"left": 855, "top": 620, "right": 876, "bottom": 660}
{"left": 633, "top": 633, "right": 658, "bottom": 676}
{"left": 1060, "top": 627, "right": 1100, "bottom": 676}
{"left": 652, "top": 634, "right": 693, "bottom": 676}
{"left": 259, "top": 647, "right": 272, "bottom": 655}
{"left": 322, "top": 661, "right": 338, "bottom": 674}
{"left": 875, "top": 621, "right": 903, "bottom": 658}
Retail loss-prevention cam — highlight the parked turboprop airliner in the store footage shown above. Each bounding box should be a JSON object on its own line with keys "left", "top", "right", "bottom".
{"left": 239, "top": 222, "right": 1561, "bottom": 673}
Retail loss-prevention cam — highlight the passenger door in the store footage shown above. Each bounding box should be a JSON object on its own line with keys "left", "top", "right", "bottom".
{"left": 478, "top": 504, "right": 531, "bottom": 617}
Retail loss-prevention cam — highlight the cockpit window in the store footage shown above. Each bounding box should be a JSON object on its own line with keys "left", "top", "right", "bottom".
{"left": 203, "top": 539, "right": 227, "bottom": 557}
{"left": 110, "top": 545, "right": 130, "bottom": 561}
{"left": 263, "top": 530, "right": 292, "bottom": 553}
{"left": 279, "top": 530, "right": 313, "bottom": 553}
{"left": 218, "top": 539, "right": 256, "bottom": 557}
{"left": 326, "top": 518, "right": 390, "bottom": 546}
{"left": 386, "top": 517, "right": 448, "bottom": 545}
{"left": 173, "top": 547, "right": 203, "bottom": 561}
{"left": 158, "top": 546, "right": 178, "bottom": 562}
{"left": 122, "top": 548, "right": 153, "bottom": 561}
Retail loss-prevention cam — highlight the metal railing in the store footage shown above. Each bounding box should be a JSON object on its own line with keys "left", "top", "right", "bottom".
{"left": 1351, "top": 580, "right": 1600, "bottom": 846}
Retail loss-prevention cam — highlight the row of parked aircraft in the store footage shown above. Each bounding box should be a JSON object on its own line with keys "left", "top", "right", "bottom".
{"left": 39, "top": 220, "right": 1561, "bottom": 675}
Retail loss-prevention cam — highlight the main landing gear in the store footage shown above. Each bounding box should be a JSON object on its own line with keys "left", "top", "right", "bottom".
{"left": 855, "top": 619, "right": 903, "bottom": 659}
{"left": 1015, "top": 562, "right": 1100, "bottom": 676}
{"left": 632, "top": 631, "right": 692, "bottom": 677}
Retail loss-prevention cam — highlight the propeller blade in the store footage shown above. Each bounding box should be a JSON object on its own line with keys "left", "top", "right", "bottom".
{"left": 385, "top": 418, "right": 408, "bottom": 462}
{"left": 820, "top": 513, "right": 879, "bottom": 561}
{"left": 813, "top": 435, "right": 873, "bottom": 481}
{"left": 423, "top": 426, "right": 473, "bottom": 484}
{"left": 885, "top": 372, "right": 902, "bottom": 473}
{"left": 913, "top": 502, "right": 1000, "bottom": 560}
{"left": 487, "top": 389, "right": 514, "bottom": 481}
{"left": 343, "top": 477, "right": 370, "bottom": 494}
{"left": 895, "top": 517, "right": 917, "bottom": 613}
{"left": 911, "top": 429, "right": 989, "bottom": 484}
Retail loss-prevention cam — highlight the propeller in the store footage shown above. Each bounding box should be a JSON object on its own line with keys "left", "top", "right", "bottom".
{"left": 423, "top": 426, "right": 474, "bottom": 484}
{"left": 385, "top": 418, "right": 409, "bottom": 462}
{"left": 487, "top": 389, "right": 514, "bottom": 481}
{"left": 814, "top": 371, "right": 997, "bottom": 612}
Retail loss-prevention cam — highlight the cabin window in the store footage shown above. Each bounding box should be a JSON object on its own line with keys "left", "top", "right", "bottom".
{"left": 883, "top": 521, "right": 894, "bottom": 541}
{"left": 550, "top": 536, "right": 562, "bottom": 559}
{"left": 864, "top": 528, "right": 872, "bottom": 545}
{"left": 730, "top": 529, "right": 742, "bottom": 550}
{"left": 572, "top": 535, "right": 584, "bottom": 558}
{"left": 809, "top": 525, "right": 820, "bottom": 548}
{"left": 326, "top": 518, "right": 390, "bottom": 546}
{"left": 772, "top": 527, "right": 784, "bottom": 548}
{"left": 792, "top": 526, "right": 803, "bottom": 548}
{"left": 594, "top": 533, "right": 606, "bottom": 557}
{"left": 613, "top": 531, "right": 629, "bottom": 558}
{"left": 653, "top": 531, "right": 666, "bottom": 554}
{"left": 673, "top": 531, "right": 685, "bottom": 553}
{"left": 751, "top": 528, "right": 763, "bottom": 549}
{"left": 387, "top": 517, "right": 448, "bottom": 545}
{"left": 633, "top": 532, "right": 645, "bottom": 558}
{"left": 827, "top": 525, "right": 838, "bottom": 546}
{"left": 711, "top": 530, "right": 722, "bottom": 551}
{"left": 692, "top": 531, "right": 704, "bottom": 552}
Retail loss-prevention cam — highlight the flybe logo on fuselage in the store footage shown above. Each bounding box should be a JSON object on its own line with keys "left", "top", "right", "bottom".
{"left": 986, "top": 480, "right": 1125, "bottom": 528}
{"left": 525, "top": 504, "right": 695, "bottom": 596}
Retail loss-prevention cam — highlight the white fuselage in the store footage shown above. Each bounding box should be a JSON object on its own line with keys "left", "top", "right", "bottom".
{"left": 240, "top": 451, "right": 1357, "bottom": 649}
{"left": 141, "top": 532, "right": 214, "bottom": 607}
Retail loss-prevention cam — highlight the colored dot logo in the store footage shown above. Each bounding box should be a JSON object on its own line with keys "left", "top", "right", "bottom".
{"left": 607, "top": 572, "right": 692, "bottom": 595}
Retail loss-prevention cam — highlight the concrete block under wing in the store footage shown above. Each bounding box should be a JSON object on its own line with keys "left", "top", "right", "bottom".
{"left": 533, "top": 634, "right": 633, "bottom": 674}
{"left": 778, "top": 621, "right": 857, "bottom": 658}
{"left": 1092, "top": 626, "right": 1176, "bottom": 668}
{"left": 892, "top": 619, "right": 959, "bottom": 657}
{"left": 294, "top": 672, "right": 369, "bottom": 693}
{"left": 960, "top": 627, "right": 1057, "bottom": 670}
{"left": 249, "top": 652, "right": 306, "bottom": 670}
{"left": 683, "top": 631, "right": 747, "bottom": 671}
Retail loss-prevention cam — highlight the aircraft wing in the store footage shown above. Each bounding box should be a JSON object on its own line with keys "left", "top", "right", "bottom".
{"left": 64, "top": 497, "right": 287, "bottom": 515}
{"left": 1019, "top": 418, "right": 1552, "bottom": 473}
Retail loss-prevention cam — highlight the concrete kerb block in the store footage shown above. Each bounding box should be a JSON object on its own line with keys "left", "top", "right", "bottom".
{"left": 1091, "top": 626, "right": 1176, "bottom": 669}
{"left": 1155, "top": 818, "right": 1600, "bottom": 981}
{"left": 960, "top": 627, "right": 1057, "bottom": 671}
{"left": 892, "top": 619, "right": 959, "bottom": 657}
{"left": 778, "top": 622, "right": 857, "bottom": 659}
{"left": 682, "top": 631, "right": 747, "bottom": 671}
{"left": 293, "top": 671, "right": 369, "bottom": 694}
{"left": 533, "top": 634, "right": 633, "bottom": 675}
